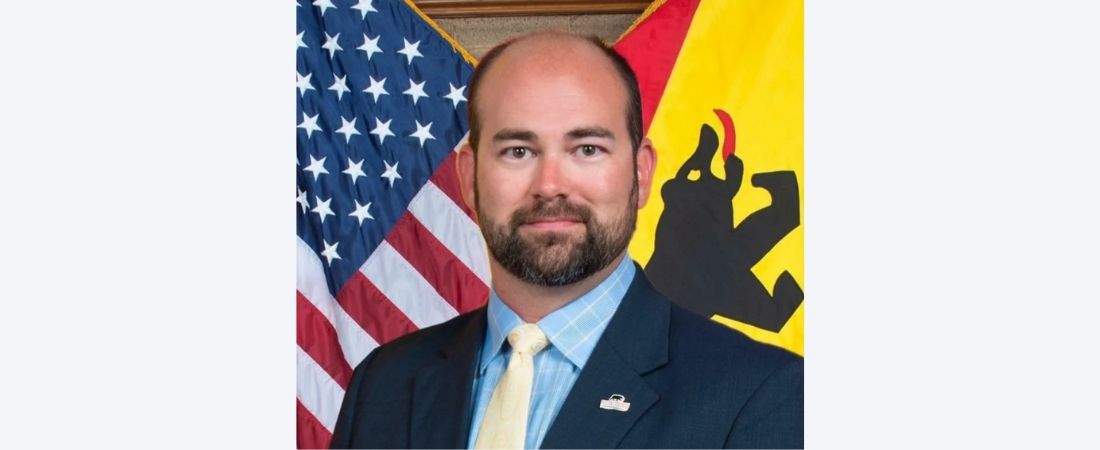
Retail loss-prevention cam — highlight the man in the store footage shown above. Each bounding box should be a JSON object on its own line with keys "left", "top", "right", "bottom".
{"left": 331, "top": 31, "right": 803, "bottom": 449}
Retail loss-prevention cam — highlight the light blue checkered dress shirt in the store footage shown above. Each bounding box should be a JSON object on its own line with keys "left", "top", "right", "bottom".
{"left": 466, "top": 256, "right": 636, "bottom": 449}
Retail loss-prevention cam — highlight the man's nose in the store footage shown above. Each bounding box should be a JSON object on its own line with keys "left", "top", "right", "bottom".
{"left": 532, "top": 154, "right": 568, "bottom": 201}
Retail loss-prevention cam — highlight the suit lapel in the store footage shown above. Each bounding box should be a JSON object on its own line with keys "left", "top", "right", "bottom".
{"left": 410, "top": 309, "right": 487, "bottom": 449}
{"left": 541, "top": 266, "right": 671, "bottom": 449}
{"left": 539, "top": 342, "right": 660, "bottom": 449}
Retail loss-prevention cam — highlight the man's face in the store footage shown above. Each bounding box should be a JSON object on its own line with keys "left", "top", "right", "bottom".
{"left": 459, "top": 40, "right": 654, "bottom": 287}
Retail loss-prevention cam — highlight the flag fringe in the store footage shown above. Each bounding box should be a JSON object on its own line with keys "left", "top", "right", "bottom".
{"left": 615, "top": 0, "right": 670, "bottom": 43}
{"left": 401, "top": 0, "right": 480, "bottom": 65}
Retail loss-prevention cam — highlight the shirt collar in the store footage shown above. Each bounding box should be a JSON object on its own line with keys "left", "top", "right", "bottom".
{"left": 480, "top": 256, "right": 636, "bottom": 373}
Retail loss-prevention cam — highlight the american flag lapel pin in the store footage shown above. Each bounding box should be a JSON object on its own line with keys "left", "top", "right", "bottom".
{"left": 599, "top": 394, "right": 631, "bottom": 412}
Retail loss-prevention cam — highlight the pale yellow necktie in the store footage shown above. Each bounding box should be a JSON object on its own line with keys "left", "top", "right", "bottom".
{"left": 474, "top": 323, "right": 550, "bottom": 450}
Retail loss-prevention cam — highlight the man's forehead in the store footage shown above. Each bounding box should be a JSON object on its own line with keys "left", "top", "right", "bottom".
{"left": 467, "top": 31, "right": 635, "bottom": 152}
{"left": 498, "top": 31, "right": 601, "bottom": 60}
{"left": 481, "top": 35, "right": 618, "bottom": 86}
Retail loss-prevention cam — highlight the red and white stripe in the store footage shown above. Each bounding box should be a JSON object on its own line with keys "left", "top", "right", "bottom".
{"left": 296, "top": 148, "right": 491, "bottom": 448}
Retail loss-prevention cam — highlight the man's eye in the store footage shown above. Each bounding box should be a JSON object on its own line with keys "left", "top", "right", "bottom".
{"left": 578, "top": 145, "right": 600, "bottom": 157}
{"left": 506, "top": 147, "right": 530, "bottom": 159}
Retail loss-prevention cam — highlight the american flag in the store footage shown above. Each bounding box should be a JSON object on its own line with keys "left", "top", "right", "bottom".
{"left": 295, "top": 0, "right": 489, "bottom": 447}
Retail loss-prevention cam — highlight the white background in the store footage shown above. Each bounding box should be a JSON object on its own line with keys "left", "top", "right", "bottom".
{"left": 2, "top": 0, "right": 1099, "bottom": 447}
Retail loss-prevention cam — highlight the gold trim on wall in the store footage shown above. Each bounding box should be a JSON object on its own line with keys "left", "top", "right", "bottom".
{"left": 415, "top": 0, "right": 651, "bottom": 18}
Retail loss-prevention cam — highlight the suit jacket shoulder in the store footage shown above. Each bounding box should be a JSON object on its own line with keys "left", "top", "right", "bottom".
{"left": 360, "top": 308, "right": 483, "bottom": 377}
{"left": 667, "top": 299, "right": 801, "bottom": 390}
{"left": 330, "top": 308, "right": 487, "bottom": 449}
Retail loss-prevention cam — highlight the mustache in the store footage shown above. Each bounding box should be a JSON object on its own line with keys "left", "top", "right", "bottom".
{"left": 509, "top": 199, "right": 593, "bottom": 229}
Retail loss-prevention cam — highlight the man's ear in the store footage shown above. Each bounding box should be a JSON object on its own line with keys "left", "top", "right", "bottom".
{"left": 457, "top": 141, "right": 477, "bottom": 212}
{"left": 636, "top": 138, "right": 657, "bottom": 209}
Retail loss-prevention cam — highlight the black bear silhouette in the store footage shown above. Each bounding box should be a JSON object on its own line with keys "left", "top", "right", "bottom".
{"left": 646, "top": 115, "right": 803, "bottom": 332}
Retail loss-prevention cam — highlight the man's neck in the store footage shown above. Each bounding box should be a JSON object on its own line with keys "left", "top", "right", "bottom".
{"left": 490, "top": 252, "right": 628, "bottom": 323}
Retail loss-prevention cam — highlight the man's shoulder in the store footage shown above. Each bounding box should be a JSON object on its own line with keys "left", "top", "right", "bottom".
{"left": 665, "top": 301, "right": 802, "bottom": 374}
{"left": 622, "top": 266, "right": 801, "bottom": 374}
{"left": 356, "top": 307, "right": 485, "bottom": 374}
{"left": 629, "top": 262, "right": 800, "bottom": 367}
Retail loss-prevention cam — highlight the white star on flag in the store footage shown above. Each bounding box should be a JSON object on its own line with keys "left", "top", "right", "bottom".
{"left": 312, "top": 195, "right": 335, "bottom": 223}
{"left": 313, "top": 0, "right": 335, "bottom": 15}
{"left": 335, "top": 116, "right": 361, "bottom": 143}
{"left": 349, "top": 200, "right": 375, "bottom": 225}
{"left": 298, "top": 112, "right": 322, "bottom": 138}
{"left": 296, "top": 72, "right": 315, "bottom": 97}
{"left": 329, "top": 74, "right": 351, "bottom": 100}
{"left": 297, "top": 187, "right": 310, "bottom": 213}
{"left": 343, "top": 157, "right": 367, "bottom": 183}
{"left": 351, "top": 0, "right": 377, "bottom": 19}
{"left": 358, "top": 34, "right": 382, "bottom": 60}
{"left": 322, "top": 32, "right": 342, "bottom": 58}
{"left": 303, "top": 155, "right": 329, "bottom": 181}
{"left": 397, "top": 38, "right": 422, "bottom": 64}
{"left": 381, "top": 160, "right": 402, "bottom": 187}
{"left": 444, "top": 83, "right": 466, "bottom": 108}
{"left": 370, "top": 118, "right": 395, "bottom": 144}
{"left": 363, "top": 76, "right": 388, "bottom": 102}
{"left": 410, "top": 120, "right": 435, "bottom": 148}
{"left": 404, "top": 79, "right": 429, "bottom": 105}
{"left": 297, "top": 31, "right": 308, "bottom": 49}
{"left": 320, "top": 239, "right": 342, "bottom": 265}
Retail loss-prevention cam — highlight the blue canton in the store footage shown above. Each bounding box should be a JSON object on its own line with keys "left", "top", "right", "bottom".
{"left": 296, "top": 0, "right": 473, "bottom": 295}
{"left": 467, "top": 256, "right": 637, "bottom": 449}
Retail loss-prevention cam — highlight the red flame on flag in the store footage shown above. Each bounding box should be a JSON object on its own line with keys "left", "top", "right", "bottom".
{"left": 713, "top": 108, "right": 736, "bottom": 160}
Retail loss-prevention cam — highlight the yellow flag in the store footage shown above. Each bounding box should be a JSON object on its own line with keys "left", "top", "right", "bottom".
{"left": 617, "top": 0, "right": 804, "bottom": 355}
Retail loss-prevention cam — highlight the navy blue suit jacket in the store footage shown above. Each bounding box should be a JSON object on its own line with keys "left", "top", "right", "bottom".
{"left": 330, "top": 265, "right": 803, "bottom": 448}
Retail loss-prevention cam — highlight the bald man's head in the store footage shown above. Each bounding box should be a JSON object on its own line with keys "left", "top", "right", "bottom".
{"left": 466, "top": 31, "right": 642, "bottom": 155}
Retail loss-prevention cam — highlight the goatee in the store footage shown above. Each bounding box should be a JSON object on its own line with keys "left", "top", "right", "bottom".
{"left": 478, "top": 192, "right": 636, "bottom": 287}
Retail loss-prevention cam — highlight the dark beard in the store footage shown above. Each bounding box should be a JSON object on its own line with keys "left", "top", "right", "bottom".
{"left": 477, "top": 188, "right": 637, "bottom": 287}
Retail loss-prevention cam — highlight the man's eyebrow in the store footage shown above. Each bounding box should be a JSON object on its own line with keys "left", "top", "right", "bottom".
{"left": 492, "top": 128, "right": 538, "bottom": 143}
{"left": 566, "top": 127, "right": 615, "bottom": 140}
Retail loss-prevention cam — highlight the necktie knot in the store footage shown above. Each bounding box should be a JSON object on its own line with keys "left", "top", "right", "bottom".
{"left": 507, "top": 323, "right": 548, "bottom": 356}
